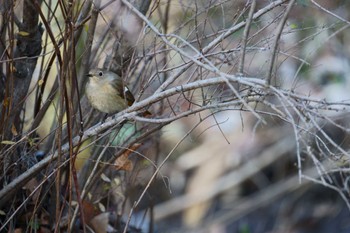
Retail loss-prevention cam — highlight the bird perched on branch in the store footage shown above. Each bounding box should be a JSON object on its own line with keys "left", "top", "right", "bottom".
{"left": 85, "top": 68, "right": 136, "bottom": 114}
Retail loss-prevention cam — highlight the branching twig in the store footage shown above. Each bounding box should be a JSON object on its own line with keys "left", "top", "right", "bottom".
{"left": 266, "top": 0, "right": 296, "bottom": 85}
{"left": 238, "top": 0, "right": 256, "bottom": 75}
{"left": 0, "top": 75, "right": 264, "bottom": 207}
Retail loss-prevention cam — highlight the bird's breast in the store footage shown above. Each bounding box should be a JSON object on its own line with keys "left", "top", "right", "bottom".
{"left": 86, "top": 80, "right": 128, "bottom": 114}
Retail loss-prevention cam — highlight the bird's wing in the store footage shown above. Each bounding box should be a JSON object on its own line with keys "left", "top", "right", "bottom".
{"left": 111, "top": 77, "right": 135, "bottom": 106}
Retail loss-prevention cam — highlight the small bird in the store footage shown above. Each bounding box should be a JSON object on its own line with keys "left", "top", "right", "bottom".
{"left": 85, "top": 68, "right": 135, "bottom": 114}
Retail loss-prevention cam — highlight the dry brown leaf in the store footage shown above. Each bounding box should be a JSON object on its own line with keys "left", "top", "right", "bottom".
{"left": 23, "top": 178, "right": 41, "bottom": 203}
{"left": 114, "top": 143, "right": 141, "bottom": 171}
{"left": 82, "top": 200, "right": 100, "bottom": 224}
{"left": 11, "top": 124, "right": 18, "bottom": 136}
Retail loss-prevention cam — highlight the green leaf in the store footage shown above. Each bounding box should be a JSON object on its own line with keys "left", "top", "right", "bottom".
{"left": 290, "top": 23, "right": 298, "bottom": 29}
{"left": 109, "top": 122, "right": 139, "bottom": 145}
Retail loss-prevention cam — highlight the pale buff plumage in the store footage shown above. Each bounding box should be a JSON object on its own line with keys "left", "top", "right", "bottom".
{"left": 85, "top": 69, "right": 133, "bottom": 114}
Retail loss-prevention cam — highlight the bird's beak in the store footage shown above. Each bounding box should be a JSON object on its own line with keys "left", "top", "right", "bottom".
{"left": 87, "top": 73, "right": 93, "bottom": 77}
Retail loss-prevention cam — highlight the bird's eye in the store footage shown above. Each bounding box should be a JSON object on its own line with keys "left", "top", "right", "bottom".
{"left": 98, "top": 71, "right": 103, "bottom": 77}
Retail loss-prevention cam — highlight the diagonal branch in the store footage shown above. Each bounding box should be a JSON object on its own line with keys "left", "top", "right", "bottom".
{"left": 0, "top": 75, "right": 265, "bottom": 207}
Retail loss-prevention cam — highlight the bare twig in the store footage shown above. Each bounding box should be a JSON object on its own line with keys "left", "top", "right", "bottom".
{"left": 238, "top": 0, "right": 256, "bottom": 75}
{"left": 266, "top": 0, "right": 296, "bottom": 85}
{"left": 79, "top": 0, "right": 101, "bottom": 90}
{"left": 0, "top": 75, "right": 264, "bottom": 207}
{"left": 310, "top": 0, "right": 350, "bottom": 25}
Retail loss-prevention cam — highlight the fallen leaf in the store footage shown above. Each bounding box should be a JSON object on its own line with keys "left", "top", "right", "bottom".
{"left": 98, "top": 203, "right": 106, "bottom": 212}
{"left": 100, "top": 173, "right": 111, "bottom": 183}
{"left": 82, "top": 200, "right": 100, "bottom": 224}
{"left": 18, "top": 31, "right": 30, "bottom": 36}
{"left": 1, "top": 140, "right": 15, "bottom": 145}
{"left": 38, "top": 79, "right": 44, "bottom": 86}
{"left": 11, "top": 124, "right": 18, "bottom": 136}
{"left": 114, "top": 143, "right": 141, "bottom": 171}
{"left": 23, "top": 178, "right": 40, "bottom": 203}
